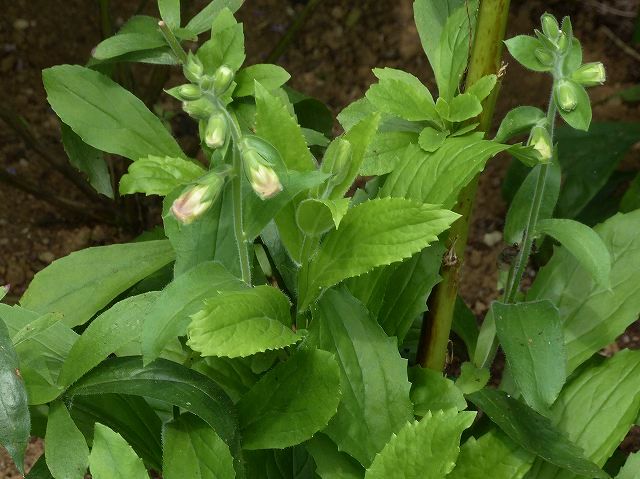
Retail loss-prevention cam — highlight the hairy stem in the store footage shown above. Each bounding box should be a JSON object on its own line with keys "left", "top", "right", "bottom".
{"left": 417, "top": 0, "right": 511, "bottom": 371}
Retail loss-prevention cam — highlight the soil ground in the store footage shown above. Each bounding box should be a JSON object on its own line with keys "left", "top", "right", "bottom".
{"left": 1, "top": 0, "right": 639, "bottom": 476}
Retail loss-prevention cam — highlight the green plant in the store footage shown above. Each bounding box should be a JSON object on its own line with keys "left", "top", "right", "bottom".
{"left": 1, "top": 1, "right": 640, "bottom": 478}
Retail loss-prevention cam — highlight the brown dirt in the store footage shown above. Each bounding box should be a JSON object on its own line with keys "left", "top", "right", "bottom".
{"left": 1, "top": 0, "right": 639, "bottom": 476}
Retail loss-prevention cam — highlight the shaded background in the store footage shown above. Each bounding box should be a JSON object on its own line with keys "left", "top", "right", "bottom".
{"left": 1, "top": 0, "right": 639, "bottom": 476}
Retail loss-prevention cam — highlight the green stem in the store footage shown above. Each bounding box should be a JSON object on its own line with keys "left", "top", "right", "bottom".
{"left": 503, "top": 100, "right": 557, "bottom": 303}
{"left": 417, "top": 0, "right": 511, "bottom": 371}
{"left": 158, "top": 20, "right": 188, "bottom": 64}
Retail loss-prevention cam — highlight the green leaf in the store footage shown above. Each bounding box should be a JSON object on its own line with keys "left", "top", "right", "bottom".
{"left": 620, "top": 172, "right": 640, "bottom": 213}
{"left": 305, "top": 434, "right": 365, "bottom": 479}
{"left": 59, "top": 292, "right": 159, "bottom": 387}
{"left": 244, "top": 446, "right": 316, "bottom": 479}
{"left": 556, "top": 81, "right": 592, "bottom": 131}
{"left": 185, "top": 0, "right": 244, "bottom": 35}
{"left": 119, "top": 155, "right": 205, "bottom": 196}
{"left": 337, "top": 97, "right": 377, "bottom": 131}
{"left": 0, "top": 319, "right": 29, "bottom": 474}
{"left": 89, "top": 423, "right": 148, "bottom": 479}
{"left": 467, "top": 389, "right": 608, "bottom": 478}
{"left": 298, "top": 198, "right": 458, "bottom": 310}
{"left": 494, "top": 106, "right": 546, "bottom": 143}
{"left": 456, "top": 362, "right": 490, "bottom": 394}
{"left": 187, "top": 285, "right": 300, "bottom": 358}
{"left": 362, "top": 131, "right": 418, "bottom": 176}
{"left": 467, "top": 74, "right": 497, "bottom": 102}
{"left": 505, "top": 36, "right": 553, "bottom": 72}
{"left": 616, "top": 452, "right": 640, "bottom": 479}
{"left": 238, "top": 349, "right": 341, "bottom": 450}
{"left": 418, "top": 127, "right": 448, "bottom": 153}
{"left": 409, "top": 366, "right": 467, "bottom": 416}
{"left": 493, "top": 300, "right": 566, "bottom": 413}
{"left": 67, "top": 357, "right": 239, "bottom": 459}
{"left": 307, "top": 289, "right": 413, "bottom": 466}
{"left": 295, "top": 198, "right": 350, "bottom": 236}
{"left": 527, "top": 349, "right": 640, "bottom": 478}
{"left": 45, "top": 401, "right": 89, "bottom": 479}
{"left": 234, "top": 64, "right": 290, "bottom": 97}
{"left": 197, "top": 8, "right": 245, "bottom": 73}
{"left": 25, "top": 455, "right": 54, "bottom": 479}
{"left": 43, "top": 65, "right": 184, "bottom": 160}
{"left": 528, "top": 210, "right": 640, "bottom": 372}
{"left": 93, "top": 33, "right": 166, "bottom": 60}
{"left": 451, "top": 297, "right": 479, "bottom": 359}
{"left": 536, "top": 218, "right": 612, "bottom": 288}
{"left": 365, "top": 409, "right": 476, "bottom": 478}
{"left": 141, "top": 261, "right": 245, "bottom": 364}
{"left": 365, "top": 68, "right": 438, "bottom": 122}
{"left": 21, "top": 240, "right": 174, "bottom": 328}
{"left": 446, "top": 93, "right": 483, "bottom": 122}
{"left": 163, "top": 413, "right": 235, "bottom": 479}
{"left": 448, "top": 430, "right": 534, "bottom": 479}
{"left": 61, "top": 123, "right": 114, "bottom": 198}
{"left": 504, "top": 162, "right": 561, "bottom": 245}
{"left": 382, "top": 138, "right": 510, "bottom": 209}
{"left": 158, "top": 0, "right": 181, "bottom": 28}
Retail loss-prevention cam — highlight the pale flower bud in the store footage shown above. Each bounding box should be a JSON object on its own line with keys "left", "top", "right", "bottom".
{"left": 205, "top": 113, "right": 227, "bottom": 149}
{"left": 182, "top": 98, "right": 215, "bottom": 120}
{"left": 176, "top": 84, "right": 202, "bottom": 101}
{"left": 242, "top": 148, "right": 282, "bottom": 200}
{"left": 528, "top": 126, "right": 552, "bottom": 162}
{"left": 541, "top": 13, "right": 560, "bottom": 40}
{"left": 554, "top": 79, "right": 578, "bottom": 112}
{"left": 170, "top": 173, "right": 224, "bottom": 224}
{"left": 183, "top": 52, "right": 204, "bottom": 83}
{"left": 534, "top": 48, "right": 554, "bottom": 66}
{"left": 213, "top": 65, "right": 234, "bottom": 95}
{"left": 571, "top": 62, "right": 606, "bottom": 87}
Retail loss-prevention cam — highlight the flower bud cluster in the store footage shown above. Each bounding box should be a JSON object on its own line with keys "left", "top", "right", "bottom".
{"left": 170, "top": 172, "right": 224, "bottom": 224}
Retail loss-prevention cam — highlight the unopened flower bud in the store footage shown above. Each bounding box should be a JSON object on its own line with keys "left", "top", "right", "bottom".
{"left": 528, "top": 126, "right": 552, "bottom": 162}
{"left": 199, "top": 75, "right": 215, "bottom": 91}
{"left": 534, "top": 48, "right": 554, "bottom": 66}
{"left": 556, "top": 31, "right": 569, "bottom": 52}
{"left": 554, "top": 79, "right": 579, "bottom": 112}
{"left": 571, "top": 62, "right": 606, "bottom": 87}
{"left": 204, "top": 113, "right": 227, "bottom": 149}
{"left": 242, "top": 148, "right": 282, "bottom": 200}
{"left": 541, "top": 13, "right": 560, "bottom": 40}
{"left": 324, "top": 138, "right": 352, "bottom": 186}
{"left": 170, "top": 173, "right": 224, "bottom": 224}
{"left": 184, "top": 52, "right": 204, "bottom": 83}
{"left": 183, "top": 98, "right": 215, "bottom": 119}
{"left": 176, "top": 84, "right": 202, "bottom": 101}
{"left": 213, "top": 65, "right": 234, "bottom": 95}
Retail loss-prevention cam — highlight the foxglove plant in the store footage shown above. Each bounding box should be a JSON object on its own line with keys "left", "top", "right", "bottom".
{"left": 1, "top": 1, "right": 639, "bottom": 478}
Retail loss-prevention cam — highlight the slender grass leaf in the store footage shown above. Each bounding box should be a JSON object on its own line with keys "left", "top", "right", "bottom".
{"left": 43, "top": 65, "right": 184, "bottom": 160}
{"left": 163, "top": 413, "right": 235, "bottom": 479}
{"left": 0, "top": 319, "right": 29, "bottom": 474}
{"left": 238, "top": 349, "right": 341, "bottom": 450}
{"left": 365, "top": 409, "right": 476, "bottom": 478}
{"left": 45, "top": 401, "right": 89, "bottom": 479}
{"left": 467, "top": 389, "right": 608, "bottom": 478}
{"left": 20, "top": 240, "right": 175, "bottom": 328}
{"left": 89, "top": 423, "right": 148, "bottom": 479}
{"left": 308, "top": 288, "right": 413, "bottom": 466}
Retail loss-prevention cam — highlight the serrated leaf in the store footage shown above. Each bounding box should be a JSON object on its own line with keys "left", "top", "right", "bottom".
{"left": 526, "top": 349, "right": 640, "bottom": 478}
{"left": 493, "top": 300, "right": 566, "bottom": 413}
{"left": 89, "top": 423, "right": 148, "bottom": 479}
{"left": 187, "top": 285, "right": 300, "bottom": 358}
{"left": 45, "top": 401, "right": 89, "bottom": 479}
{"left": 409, "top": 367, "right": 467, "bottom": 416}
{"left": 307, "top": 288, "right": 413, "bottom": 466}
{"left": 158, "top": 0, "right": 180, "bottom": 28}
{"left": 362, "top": 131, "right": 418, "bottom": 176}
{"left": 505, "top": 36, "right": 553, "bottom": 72}
{"left": 305, "top": 434, "right": 365, "bottom": 479}
{"left": 141, "top": 261, "right": 244, "bottom": 364}
{"left": 365, "top": 68, "right": 438, "bottom": 122}
{"left": 235, "top": 64, "right": 290, "bottom": 97}
{"left": 20, "top": 240, "right": 175, "bottom": 328}
{"left": 467, "top": 389, "right": 608, "bottom": 478}
{"left": 59, "top": 292, "right": 159, "bottom": 387}
{"left": 448, "top": 430, "right": 534, "bottom": 479}
{"left": 197, "top": 8, "right": 245, "bottom": 73}
{"left": 238, "top": 349, "right": 341, "bottom": 450}
{"left": 0, "top": 318, "right": 29, "bottom": 474}
{"left": 382, "top": 138, "right": 510, "bottom": 209}
{"left": 536, "top": 218, "right": 612, "bottom": 288}
{"left": 365, "top": 409, "right": 476, "bottom": 478}
{"left": 528, "top": 210, "right": 640, "bottom": 372}
{"left": 163, "top": 413, "right": 235, "bottom": 479}
{"left": 494, "top": 106, "right": 546, "bottom": 143}
{"left": 43, "top": 65, "right": 184, "bottom": 160}
{"left": 119, "top": 155, "right": 205, "bottom": 196}
{"left": 298, "top": 197, "right": 458, "bottom": 310}
{"left": 185, "top": 0, "right": 243, "bottom": 35}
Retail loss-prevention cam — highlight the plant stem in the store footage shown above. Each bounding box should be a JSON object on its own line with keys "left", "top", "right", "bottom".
{"left": 417, "top": 0, "right": 511, "bottom": 371}
{"left": 158, "top": 20, "right": 188, "bottom": 64}
{"left": 503, "top": 100, "right": 557, "bottom": 302}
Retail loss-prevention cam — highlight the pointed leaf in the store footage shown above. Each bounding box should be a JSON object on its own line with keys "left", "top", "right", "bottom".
{"left": 186, "top": 0, "right": 243, "bottom": 35}
{"left": 119, "top": 155, "right": 205, "bottom": 196}
{"left": 238, "top": 349, "right": 341, "bottom": 450}
{"left": 197, "top": 8, "right": 245, "bottom": 73}
{"left": 158, "top": 0, "right": 181, "bottom": 28}
{"left": 494, "top": 106, "right": 546, "bottom": 143}
{"left": 446, "top": 93, "right": 483, "bottom": 122}
{"left": 409, "top": 367, "right": 467, "bottom": 416}
{"left": 89, "top": 423, "right": 148, "bottom": 479}
{"left": 45, "top": 401, "right": 89, "bottom": 479}
{"left": 467, "top": 74, "right": 497, "bottom": 102}
{"left": 234, "top": 64, "right": 290, "bottom": 97}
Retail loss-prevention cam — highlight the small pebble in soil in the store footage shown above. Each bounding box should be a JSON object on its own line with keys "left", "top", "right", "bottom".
{"left": 13, "top": 18, "right": 29, "bottom": 30}
{"left": 483, "top": 231, "right": 503, "bottom": 247}
{"left": 37, "top": 251, "right": 55, "bottom": 264}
